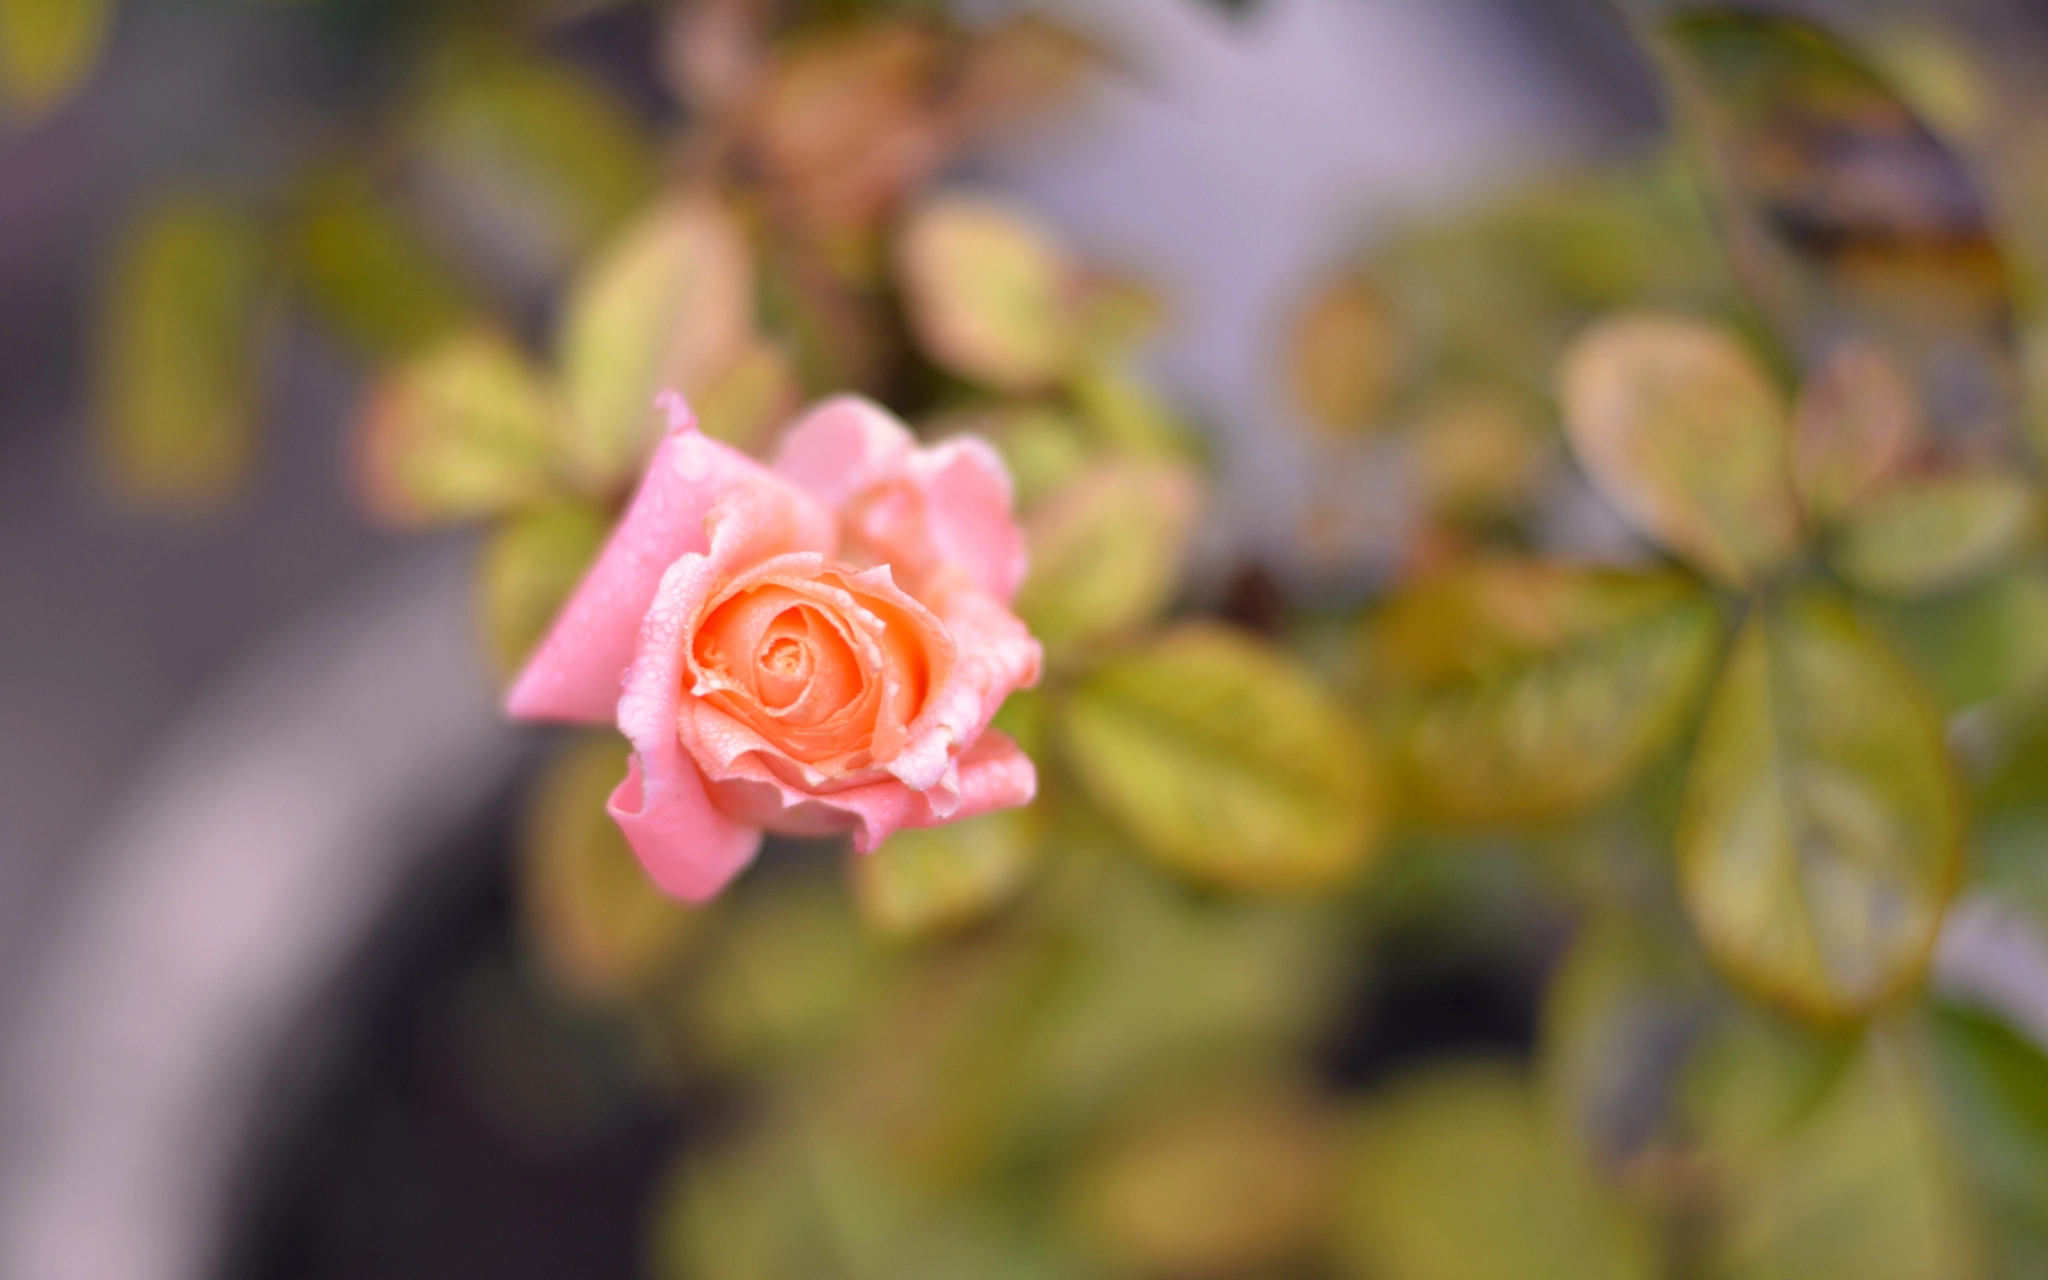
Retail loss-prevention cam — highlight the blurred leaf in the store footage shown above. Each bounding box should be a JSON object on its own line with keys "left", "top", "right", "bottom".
{"left": 1539, "top": 913, "right": 1708, "bottom": 1170}
{"left": 479, "top": 500, "right": 609, "bottom": 677}
{"left": 1015, "top": 457, "right": 1201, "bottom": 659}
{"left": 1790, "top": 340, "right": 1921, "bottom": 524}
{"left": 1286, "top": 273, "right": 1406, "bottom": 434}
{"left": 1698, "top": 1033, "right": 1974, "bottom": 1280}
{"left": 1924, "top": 1002, "right": 2048, "bottom": 1277}
{"left": 521, "top": 732, "right": 700, "bottom": 1000}
{"left": 898, "top": 194, "right": 1077, "bottom": 393}
{"left": 1661, "top": 12, "right": 2019, "bottom": 461}
{"left": 1410, "top": 390, "right": 1551, "bottom": 520}
{"left": 1372, "top": 563, "right": 1721, "bottom": 824}
{"left": 1068, "top": 366, "right": 1193, "bottom": 460}
{"left": 849, "top": 808, "right": 1038, "bottom": 942}
{"left": 1060, "top": 624, "right": 1383, "bottom": 893}
{"left": 557, "top": 195, "right": 756, "bottom": 486}
{"left": 414, "top": 48, "right": 655, "bottom": 271}
{"left": 1828, "top": 473, "right": 2033, "bottom": 599}
{"left": 356, "top": 328, "right": 561, "bottom": 525}
{"left": 747, "top": 21, "right": 946, "bottom": 223}
{"left": 695, "top": 340, "right": 802, "bottom": 456}
{"left": 1336, "top": 1063, "right": 1659, "bottom": 1280}
{"left": 96, "top": 193, "right": 267, "bottom": 508}
{"left": 1559, "top": 312, "right": 1802, "bottom": 585}
{"left": 286, "top": 164, "right": 476, "bottom": 360}
{"left": 1073, "top": 1083, "right": 1334, "bottom": 1278}
{"left": 0, "top": 0, "right": 111, "bottom": 116}
{"left": 948, "top": 404, "right": 1092, "bottom": 511}
{"left": 1677, "top": 594, "right": 1961, "bottom": 1022}
{"left": 1683, "top": 1004, "right": 1857, "bottom": 1156}
{"left": 1868, "top": 569, "right": 2048, "bottom": 712}
{"left": 950, "top": 13, "right": 1096, "bottom": 129}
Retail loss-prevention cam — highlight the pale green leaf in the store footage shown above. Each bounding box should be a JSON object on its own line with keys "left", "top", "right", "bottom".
{"left": 557, "top": 195, "right": 756, "bottom": 486}
{"left": 849, "top": 808, "right": 1039, "bottom": 941}
{"left": 356, "top": 328, "right": 562, "bottom": 524}
{"left": 897, "top": 195, "right": 1077, "bottom": 393}
{"left": 1337, "top": 1063, "right": 1659, "bottom": 1280}
{"left": 0, "top": 0, "right": 112, "bottom": 116}
{"left": 479, "top": 500, "right": 609, "bottom": 677}
{"left": 1925, "top": 1002, "right": 2048, "bottom": 1278}
{"left": 1014, "top": 458, "right": 1201, "bottom": 659}
{"left": 1060, "top": 624, "right": 1383, "bottom": 892}
{"left": 1373, "top": 563, "right": 1721, "bottom": 824}
{"left": 1829, "top": 473, "right": 2034, "bottom": 599}
{"left": 1790, "top": 340, "right": 1921, "bottom": 524}
{"left": 286, "top": 164, "right": 475, "bottom": 359}
{"left": 520, "top": 733, "right": 701, "bottom": 1000}
{"left": 1868, "top": 569, "right": 2048, "bottom": 712}
{"left": 1558, "top": 312, "right": 1802, "bottom": 586}
{"left": 96, "top": 193, "right": 267, "bottom": 508}
{"left": 1677, "top": 594, "right": 1962, "bottom": 1022}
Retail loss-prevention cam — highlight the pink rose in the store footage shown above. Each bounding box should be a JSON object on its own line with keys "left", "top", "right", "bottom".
{"left": 508, "top": 393, "right": 1043, "bottom": 900}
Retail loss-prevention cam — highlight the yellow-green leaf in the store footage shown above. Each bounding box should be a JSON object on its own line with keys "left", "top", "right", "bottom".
{"left": 1677, "top": 594, "right": 1961, "bottom": 1022}
{"left": 1015, "top": 458, "right": 1201, "bottom": 659}
{"left": 1924, "top": 1002, "right": 2048, "bottom": 1276}
{"left": 897, "top": 194, "right": 1077, "bottom": 393}
{"left": 849, "top": 808, "right": 1039, "bottom": 942}
{"left": 693, "top": 341, "right": 801, "bottom": 457}
{"left": 1411, "top": 390, "right": 1550, "bottom": 520}
{"left": 1060, "top": 624, "right": 1383, "bottom": 893}
{"left": 0, "top": 0, "right": 112, "bottom": 115}
{"left": 356, "top": 328, "right": 561, "bottom": 525}
{"left": 286, "top": 164, "right": 475, "bottom": 360}
{"left": 1286, "top": 273, "right": 1406, "bottom": 434}
{"left": 1790, "top": 340, "right": 1921, "bottom": 524}
{"left": 1869, "top": 569, "right": 2048, "bottom": 712}
{"left": 413, "top": 49, "right": 654, "bottom": 271}
{"left": 1337, "top": 1063, "right": 1659, "bottom": 1280}
{"left": 1559, "top": 312, "right": 1802, "bottom": 585}
{"left": 479, "top": 500, "right": 609, "bottom": 677}
{"left": 520, "top": 733, "right": 700, "bottom": 1001}
{"left": 1073, "top": 1083, "right": 1334, "bottom": 1277}
{"left": 96, "top": 193, "right": 267, "bottom": 508}
{"left": 1372, "top": 563, "right": 1721, "bottom": 824}
{"left": 557, "top": 195, "right": 756, "bottom": 486}
{"left": 1829, "top": 473, "right": 2034, "bottom": 599}
{"left": 1068, "top": 365, "right": 1195, "bottom": 460}
{"left": 944, "top": 404, "right": 1092, "bottom": 511}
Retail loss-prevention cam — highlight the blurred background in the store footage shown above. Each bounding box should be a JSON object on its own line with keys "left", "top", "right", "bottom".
{"left": 8, "top": 1, "right": 2048, "bottom": 1278}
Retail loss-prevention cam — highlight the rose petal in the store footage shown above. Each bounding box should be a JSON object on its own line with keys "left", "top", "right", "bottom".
{"left": 888, "top": 586, "right": 1041, "bottom": 793}
{"left": 772, "top": 395, "right": 1028, "bottom": 603}
{"left": 694, "top": 727, "right": 1038, "bottom": 853}
{"left": 506, "top": 394, "right": 837, "bottom": 722}
{"left": 609, "top": 556, "right": 765, "bottom": 902}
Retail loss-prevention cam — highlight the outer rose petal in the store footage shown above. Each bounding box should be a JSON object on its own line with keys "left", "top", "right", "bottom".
{"left": 773, "top": 395, "right": 1029, "bottom": 603}
{"left": 688, "top": 727, "right": 1037, "bottom": 854}
{"left": 506, "top": 395, "right": 837, "bottom": 722}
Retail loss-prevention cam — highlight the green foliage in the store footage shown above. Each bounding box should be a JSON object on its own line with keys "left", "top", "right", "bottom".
{"left": 96, "top": 193, "right": 268, "bottom": 507}
{"left": 0, "top": 0, "right": 112, "bottom": 117}
{"left": 849, "top": 809, "right": 1040, "bottom": 941}
{"left": 479, "top": 500, "right": 609, "bottom": 676}
{"left": 1014, "top": 458, "right": 1201, "bottom": 661}
{"left": 1059, "top": 624, "right": 1383, "bottom": 893}
{"left": 1677, "top": 596, "right": 1961, "bottom": 1022}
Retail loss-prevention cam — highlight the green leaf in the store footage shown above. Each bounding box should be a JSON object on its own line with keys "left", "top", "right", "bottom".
{"left": 413, "top": 48, "right": 655, "bottom": 270}
{"left": 520, "top": 733, "right": 701, "bottom": 1001}
{"left": 1661, "top": 12, "right": 2019, "bottom": 463}
{"left": 1867, "top": 569, "right": 2048, "bottom": 712}
{"left": 1336, "top": 1063, "right": 1659, "bottom": 1280}
{"left": 1790, "top": 340, "right": 1922, "bottom": 524}
{"left": 1695, "top": 1033, "right": 1974, "bottom": 1280}
{"left": 1558, "top": 312, "right": 1803, "bottom": 585}
{"left": 1828, "top": 473, "right": 2034, "bottom": 599}
{"left": 1059, "top": 624, "right": 1383, "bottom": 893}
{"left": 848, "top": 808, "right": 1039, "bottom": 941}
{"left": 1924, "top": 1002, "right": 2048, "bottom": 1278}
{"left": 1068, "top": 365, "right": 1195, "bottom": 461}
{"left": 557, "top": 195, "right": 757, "bottom": 487}
{"left": 1014, "top": 458, "right": 1201, "bottom": 659}
{"left": 0, "top": 0, "right": 112, "bottom": 116}
{"left": 1677, "top": 594, "right": 1962, "bottom": 1022}
{"left": 942, "top": 405, "right": 1092, "bottom": 511}
{"left": 1373, "top": 563, "right": 1721, "bottom": 824}
{"left": 95, "top": 193, "right": 268, "bottom": 508}
{"left": 286, "top": 164, "right": 476, "bottom": 360}
{"left": 356, "top": 328, "right": 562, "bottom": 524}
{"left": 1073, "top": 1082, "right": 1335, "bottom": 1277}
{"left": 479, "top": 500, "right": 610, "bottom": 677}
{"left": 896, "top": 195, "right": 1078, "bottom": 393}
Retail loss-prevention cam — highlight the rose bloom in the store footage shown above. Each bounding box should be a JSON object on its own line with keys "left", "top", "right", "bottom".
{"left": 508, "top": 393, "right": 1043, "bottom": 900}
